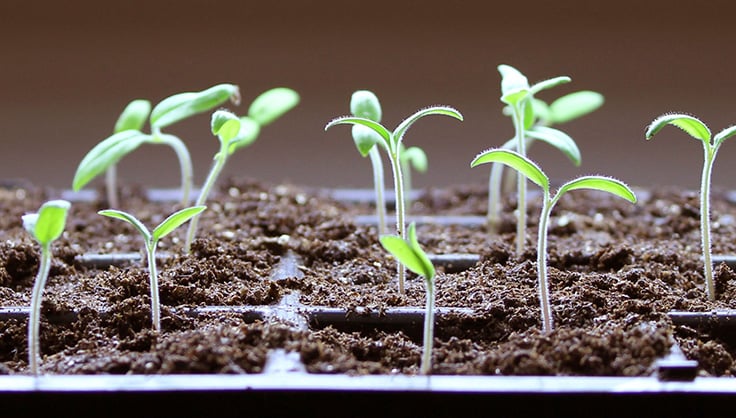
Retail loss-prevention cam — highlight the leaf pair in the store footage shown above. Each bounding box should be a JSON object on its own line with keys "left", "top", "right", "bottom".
{"left": 380, "top": 223, "right": 435, "bottom": 281}
{"left": 98, "top": 206, "right": 206, "bottom": 250}
{"left": 22, "top": 200, "right": 71, "bottom": 247}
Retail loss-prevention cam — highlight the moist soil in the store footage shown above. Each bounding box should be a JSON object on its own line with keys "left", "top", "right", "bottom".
{"left": 1, "top": 177, "right": 735, "bottom": 377}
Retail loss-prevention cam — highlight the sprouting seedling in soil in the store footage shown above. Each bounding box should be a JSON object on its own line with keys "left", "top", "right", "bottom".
{"left": 380, "top": 222, "right": 436, "bottom": 374}
{"left": 472, "top": 149, "right": 636, "bottom": 333}
{"left": 400, "top": 144, "right": 428, "bottom": 210}
{"left": 349, "top": 90, "right": 388, "bottom": 235}
{"left": 495, "top": 64, "right": 571, "bottom": 256}
{"left": 98, "top": 205, "right": 206, "bottom": 332}
{"left": 646, "top": 114, "right": 736, "bottom": 301}
{"left": 183, "top": 87, "right": 299, "bottom": 253}
{"left": 22, "top": 199, "right": 71, "bottom": 375}
{"left": 326, "top": 103, "right": 463, "bottom": 294}
{"left": 73, "top": 83, "right": 241, "bottom": 207}
{"left": 488, "top": 90, "right": 603, "bottom": 234}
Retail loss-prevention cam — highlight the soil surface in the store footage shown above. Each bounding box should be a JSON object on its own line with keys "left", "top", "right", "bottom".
{"left": 1, "top": 177, "right": 735, "bottom": 377}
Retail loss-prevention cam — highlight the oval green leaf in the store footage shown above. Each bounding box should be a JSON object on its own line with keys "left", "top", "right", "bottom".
{"left": 526, "top": 126, "right": 582, "bottom": 166}
{"left": 152, "top": 205, "right": 207, "bottom": 241}
{"left": 471, "top": 149, "right": 549, "bottom": 190}
{"left": 380, "top": 223, "right": 435, "bottom": 280}
{"left": 229, "top": 117, "right": 261, "bottom": 155}
{"left": 151, "top": 83, "right": 240, "bottom": 129}
{"left": 73, "top": 131, "right": 150, "bottom": 191}
{"left": 351, "top": 90, "right": 382, "bottom": 122}
{"left": 548, "top": 91, "right": 604, "bottom": 124}
{"left": 248, "top": 87, "right": 299, "bottom": 126}
{"left": 352, "top": 125, "right": 381, "bottom": 157}
{"left": 392, "top": 106, "right": 463, "bottom": 151}
{"left": 557, "top": 176, "right": 637, "bottom": 204}
{"left": 98, "top": 209, "right": 151, "bottom": 242}
{"left": 114, "top": 99, "right": 152, "bottom": 133}
{"left": 28, "top": 200, "right": 71, "bottom": 246}
{"left": 645, "top": 113, "right": 711, "bottom": 142}
{"left": 402, "top": 146, "right": 428, "bottom": 173}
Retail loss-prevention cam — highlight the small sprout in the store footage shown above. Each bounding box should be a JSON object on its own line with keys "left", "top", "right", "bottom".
{"left": 73, "top": 83, "right": 240, "bottom": 206}
{"left": 22, "top": 199, "right": 71, "bottom": 375}
{"left": 380, "top": 222, "right": 436, "bottom": 374}
{"left": 646, "top": 113, "right": 736, "bottom": 301}
{"left": 472, "top": 149, "right": 636, "bottom": 332}
{"left": 183, "top": 88, "right": 299, "bottom": 253}
{"left": 99, "top": 206, "right": 206, "bottom": 331}
{"left": 326, "top": 103, "right": 463, "bottom": 293}
{"left": 349, "top": 90, "right": 388, "bottom": 235}
{"left": 489, "top": 90, "right": 602, "bottom": 234}
{"left": 494, "top": 64, "right": 571, "bottom": 256}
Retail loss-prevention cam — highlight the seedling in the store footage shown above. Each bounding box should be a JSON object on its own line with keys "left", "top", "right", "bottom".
{"left": 646, "top": 114, "right": 736, "bottom": 301}
{"left": 472, "top": 149, "right": 636, "bottom": 332}
{"left": 496, "top": 64, "right": 571, "bottom": 256}
{"left": 98, "top": 205, "right": 206, "bottom": 331}
{"left": 73, "top": 83, "right": 241, "bottom": 206}
{"left": 183, "top": 87, "right": 300, "bottom": 253}
{"left": 400, "top": 144, "right": 428, "bottom": 210}
{"left": 380, "top": 222, "right": 436, "bottom": 374}
{"left": 488, "top": 90, "right": 603, "bottom": 233}
{"left": 326, "top": 104, "right": 463, "bottom": 293}
{"left": 22, "top": 199, "right": 71, "bottom": 375}
{"left": 348, "top": 90, "right": 388, "bottom": 235}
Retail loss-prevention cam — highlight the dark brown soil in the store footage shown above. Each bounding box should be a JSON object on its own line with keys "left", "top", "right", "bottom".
{"left": 1, "top": 177, "right": 735, "bottom": 377}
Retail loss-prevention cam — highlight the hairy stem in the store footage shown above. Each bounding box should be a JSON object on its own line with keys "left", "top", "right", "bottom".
{"left": 146, "top": 241, "right": 161, "bottom": 332}
{"left": 537, "top": 191, "right": 554, "bottom": 333}
{"left": 701, "top": 146, "right": 715, "bottom": 301}
{"left": 389, "top": 151, "right": 406, "bottom": 294}
{"left": 368, "top": 147, "right": 387, "bottom": 235}
{"left": 420, "top": 279, "right": 435, "bottom": 375}
{"left": 28, "top": 244, "right": 52, "bottom": 375}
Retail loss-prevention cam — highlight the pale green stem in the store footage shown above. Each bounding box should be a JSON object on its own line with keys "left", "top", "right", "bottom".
{"left": 514, "top": 103, "right": 528, "bottom": 257}
{"left": 401, "top": 155, "right": 413, "bottom": 212}
{"left": 537, "top": 190, "right": 554, "bottom": 333}
{"left": 701, "top": 145, "right": 716, "bottom": 301}
{"left": 28, "top": 243, "right": 52, "bottom": 375}
{"left": 156, "top": 134, "right": 193, "bottom": 206}
{"left": 487, "top": 161, "right": 504, "bottom": 234}
{"left": 184, "top": 148, "right": 227, "bottom": 254}
{"left": 146, "top": 240, "right": 161, "bottom": 332}
{"left": 388, "top": 150, "right": 407, "bottom": 294}
{"left": 105, "top": 164, "right": 119, "bottom": 208}
{"left": 420, "top": 277, "right": 435, "bottom": 375}
{"left": 368, "top": 147, "right": 387, "bottom": 235}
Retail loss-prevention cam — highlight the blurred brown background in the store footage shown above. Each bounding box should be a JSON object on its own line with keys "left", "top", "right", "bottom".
{"left": 1, "top": 0, "right": 736, "bottom": 192}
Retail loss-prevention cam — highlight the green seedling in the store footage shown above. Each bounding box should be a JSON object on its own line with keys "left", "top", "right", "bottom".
{"left": 326, "top": 104, "right": 463, "bottom": 293}
{"left": 646, "top": 114, "right": 736, "bottom": 301}
{"left": 98, "top": 205, "right": 206, "bottom": 332}
{"left": 73, "top": 83, "right": 241, "bottom": 206}
{"left": 488, "top": 90, "right": 603, "bottom": 234}
{"left": 495, "top": 64, "right": 571, "bottom": 256}
{"left": 183, "top": 87, "right": 299, "bottom": 253}
{"left": 349, "top": 90, "right": 388, "bottom": 235}
{"left": 380, "top": 222, "right": 436, "bottom": 374}
{"left": 400, "top": 144, "right": 428, "bottom": 210}
{"left": 472, "top": 149, "right": 636, "bottom": 332}
{"left": 22, "top": 199, "right": 71, "bottom": 375}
